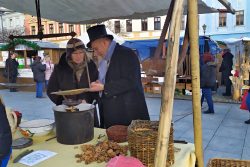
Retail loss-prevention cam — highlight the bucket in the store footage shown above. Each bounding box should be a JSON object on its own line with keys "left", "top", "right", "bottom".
{"left": 53, "top": 103, "right": 94, "bottom": 145}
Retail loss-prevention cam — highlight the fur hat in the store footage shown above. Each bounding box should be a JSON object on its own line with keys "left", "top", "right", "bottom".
{"left": 66, "top": 38, "right": 86, "bottom": 59}
{"left": 87, "top": 24, "right": 113, "bottom": 48}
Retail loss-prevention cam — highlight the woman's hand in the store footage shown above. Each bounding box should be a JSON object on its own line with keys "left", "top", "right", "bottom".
{"left": 89, "top": 81, "right": 104, "bottom": 92}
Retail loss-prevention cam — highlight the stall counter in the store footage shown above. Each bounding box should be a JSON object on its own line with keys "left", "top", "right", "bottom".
{"left": 9, "top": 128, "right": 196, "bottom": 167}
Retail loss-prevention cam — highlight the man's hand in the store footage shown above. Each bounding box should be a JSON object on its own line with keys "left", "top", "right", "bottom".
{"left": 89, "top": 81, "right": 104, "bottom": 92}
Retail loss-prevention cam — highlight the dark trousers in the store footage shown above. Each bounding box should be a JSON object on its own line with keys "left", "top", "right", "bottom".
{"left": 201, "top": 88, "right": 214, "bottom": 112}
{"left": 9, "top": 77, "right": 17, "bottom": 92}
{"left": 225, "top": 78, "right": 232, "bottom": 95}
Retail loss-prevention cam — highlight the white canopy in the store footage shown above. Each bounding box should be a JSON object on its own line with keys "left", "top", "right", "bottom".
{"left": 58, "top": 28, "right": 125, "bottom": 48}
{"left": 0, "top": 0, "right": 218, "bottom": 24}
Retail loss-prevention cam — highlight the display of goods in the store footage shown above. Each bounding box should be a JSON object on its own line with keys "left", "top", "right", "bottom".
{"left": 207, "top": 158, "right": 250, "bottom": 167}
{"left": 128, "top": 120, "right": 174, "bottom": 167}
{"left": 75, "top": 140, "right": 128, "bottom": 164}
{"left": 106, "top": 125, "right": 128, "bottom": 143}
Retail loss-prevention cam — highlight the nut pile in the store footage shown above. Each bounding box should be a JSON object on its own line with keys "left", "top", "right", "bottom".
{"left": 75, "top": 140, "right": 128, "bottom": 164}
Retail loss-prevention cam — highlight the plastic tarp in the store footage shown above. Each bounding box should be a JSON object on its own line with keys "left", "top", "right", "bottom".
{"left": 122, "top": 36, "right": 221, "bottom": 61}
{"left": 0, "top": 0, "right": 218, "bottom": 24}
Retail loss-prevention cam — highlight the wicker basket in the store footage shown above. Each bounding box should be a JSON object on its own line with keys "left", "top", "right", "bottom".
{"left": 207, "top": 158, "right": 250, "bottom": 167}
{"left": 128, "top": 120, "right": 174, "bottom": 167}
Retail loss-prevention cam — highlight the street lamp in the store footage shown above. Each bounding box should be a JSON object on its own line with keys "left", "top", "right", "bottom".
{"left": 202, "top": 24, "right": 207, "bottom": 36}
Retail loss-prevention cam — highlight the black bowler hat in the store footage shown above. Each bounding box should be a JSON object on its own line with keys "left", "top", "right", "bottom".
{"left": 87, "top": 24, "right": 114, "bottom": 48}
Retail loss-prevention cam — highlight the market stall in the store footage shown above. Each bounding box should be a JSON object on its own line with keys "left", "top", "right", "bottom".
{"left": 10, "top": 128, "right": 196, "bottom": 167}
{"left": 219, "top": 37, "right": 250, "bottom": 100}
{"left": 0, "top": 0, "right": 236, "bottom": 167}
{"left": 0, "top": 39, "right": 65, "bottom": 91}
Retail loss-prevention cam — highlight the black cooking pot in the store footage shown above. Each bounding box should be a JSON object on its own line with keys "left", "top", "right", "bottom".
{"left": 53, "top": 103, "right": 94, "bottom": 145}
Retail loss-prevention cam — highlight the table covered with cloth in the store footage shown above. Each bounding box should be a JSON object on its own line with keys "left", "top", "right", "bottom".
{"left": 8, "top": 128, "right": 196, "bottom": 167}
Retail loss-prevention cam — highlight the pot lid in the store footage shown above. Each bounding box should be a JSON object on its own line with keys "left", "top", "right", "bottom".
{"left": 19, "top": 119, "right": 54, "bottom": 128}
{"left": 12, "top": 137, "right": 33, "bottom": 149}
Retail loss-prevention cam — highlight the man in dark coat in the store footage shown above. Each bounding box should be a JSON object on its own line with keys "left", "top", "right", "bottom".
{"left": 47, "top": 38, "right": 100, "bottom": 127}
{"left": 4, "top": 52, "right": 19, "bottom": 92}
{"left": 31, "top": 56, "right": 46, "bottom": 98}
{"left": 219, "top": 49, "right": 233, "bottom": 96}
{"left": 0, "top": 98, "right": 12, "bottom": 167}
{"left": 87, "top": 25, "right": 150, "bottom": 128}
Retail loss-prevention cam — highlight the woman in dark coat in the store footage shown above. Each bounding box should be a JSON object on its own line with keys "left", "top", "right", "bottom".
{"left": 47, "top": 38, "right": 99, "bottom": 127}
{"left": 0, "top": 98, "right": 12, "bottom": 167}
{"left": 30, "top": 56, "right": 46, "bottom": 98}
{"left": 4, "top": 52, "right": 19, "bottom": 92}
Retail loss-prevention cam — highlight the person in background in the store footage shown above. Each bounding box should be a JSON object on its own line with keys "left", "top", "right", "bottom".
{"left": 43, "top": 55, "right": 54, "bottom": 88}
{"left": 0, "top": 98, "right": 12, "bottom": 167}
{"left": 31, "top": 56, "right": 46, "bottom": 98}
{"left": 219, "top": 48, "right": 233, "bottom": 96}
{"left": 87, "top": 24, "right": 150, "bottom": 128}
{"left": 47, "top": 38, "right": 100, "bottom": 127}
{"left": 4, "top": 52, "right": 19, "bottom": 92}
{"left": 200, "top": 53, "right": 216, "bottom": 114}
{"left": 245, "top": 88, "right": 250, "bottom": 124}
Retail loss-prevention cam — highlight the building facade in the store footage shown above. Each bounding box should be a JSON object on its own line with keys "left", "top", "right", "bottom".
{"left": 200, "top": 0, "right": 250, "bottom": 40}
{"left": 24, "top": 15, "right": 82, "bottom": 42}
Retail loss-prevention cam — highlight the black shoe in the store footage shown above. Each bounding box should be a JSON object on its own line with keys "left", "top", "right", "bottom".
{"left": 222, "top": 93, "right": 231, "bottom": 96}
{"left": 203, "top": 110, "right": 214, "bottom": 114}
{"left": 244, "top": 119, "right": 250, "bottom": 124}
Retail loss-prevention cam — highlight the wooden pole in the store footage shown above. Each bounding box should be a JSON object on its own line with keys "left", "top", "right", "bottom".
{"left": 177, "top": 18, "right": 189, "bottom": 72}
{"left": 147, "top": 0, "right": 174, "bottom": 75}
{"left": 188, "top": 0, "right": 204, "bottom": 167}
{"left": 154, "top": 0, "right": 184, "bottom": 166}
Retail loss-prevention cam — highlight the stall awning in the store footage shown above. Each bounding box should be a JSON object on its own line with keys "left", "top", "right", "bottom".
{"left": 0, "top": 0, "right": 218, "bottom": 24}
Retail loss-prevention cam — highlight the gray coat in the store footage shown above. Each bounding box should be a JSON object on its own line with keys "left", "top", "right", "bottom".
{"left": 31, "top": 61, "right": 46, "bottom": 82}
{"left": 200, "top": 62, "right": 216, "bottom": 88}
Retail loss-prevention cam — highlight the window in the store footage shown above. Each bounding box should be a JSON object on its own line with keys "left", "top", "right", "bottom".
{"left": 114, "top": 21, "right": 120, "bottom": 33}
{"left": 181, "top": 16, "right": 185, "bottom": 30}
{"left": 69, "top": 24, "right": 74, "bottom": 32}
{"left": 41, "top": 25, "right": 45, "bottom": 33}
{"left": 154, "top": 17, "right": 161, "bottom": 30}
{"left": 49, "top": 24, "right": 54, "bottom": 34}
{"left": 126, "top": 20, "right": 132, "bottom": 32}
{"left": 9, "top": 18, "right": 12, "bottom": 27}
{"left": 59, "top": 23, "right": 63, "bottom": 33}
{"left": 219, "top": 12, "right": 227, "bottom": 27}
{"left": 31, "top": 26, "right": 36, "bottom": 35}
{"left": 236, "top": 10, "right": 244, "bottom": 26}
{"left": 141, "top": 19, "right": 148, "bottom": 31}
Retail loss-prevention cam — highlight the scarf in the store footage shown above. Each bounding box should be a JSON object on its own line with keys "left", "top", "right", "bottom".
{"left": 68, "top": 60, "right": 86, "bottom": 82}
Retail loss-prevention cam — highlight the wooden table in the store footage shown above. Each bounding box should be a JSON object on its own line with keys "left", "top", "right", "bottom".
{"left": 9, "top": 128, "right": 196, "bottom": 167}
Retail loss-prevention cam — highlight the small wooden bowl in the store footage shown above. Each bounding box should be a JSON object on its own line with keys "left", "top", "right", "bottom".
{"left": 106, "top": 125, "right": 128, "bottom": 143}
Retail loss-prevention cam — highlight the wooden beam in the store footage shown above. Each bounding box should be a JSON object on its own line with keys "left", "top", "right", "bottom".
{"left": 188, "top": 0, "right": 204, "bottom": 167}
{"left": 154, "top": 0, "right": 184, "bottom": 166}
{"left": 177, "top": 17, "right": 189, "bottom": 73}
{"left": 147, "top": 0, "right": 174, "bottom": 76}
{"left": 218, "top": 0, "right": 235, "bottom": 14}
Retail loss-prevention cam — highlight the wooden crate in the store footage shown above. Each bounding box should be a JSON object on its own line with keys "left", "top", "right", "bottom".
{"left": 185, "top": 83, "right": 192, "bottom": 90}
{"left": 152, "top": 83, "right": 162, "bottom": 94}
{"left": 176, "top": 83, "right": 185, "bottom": 90}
